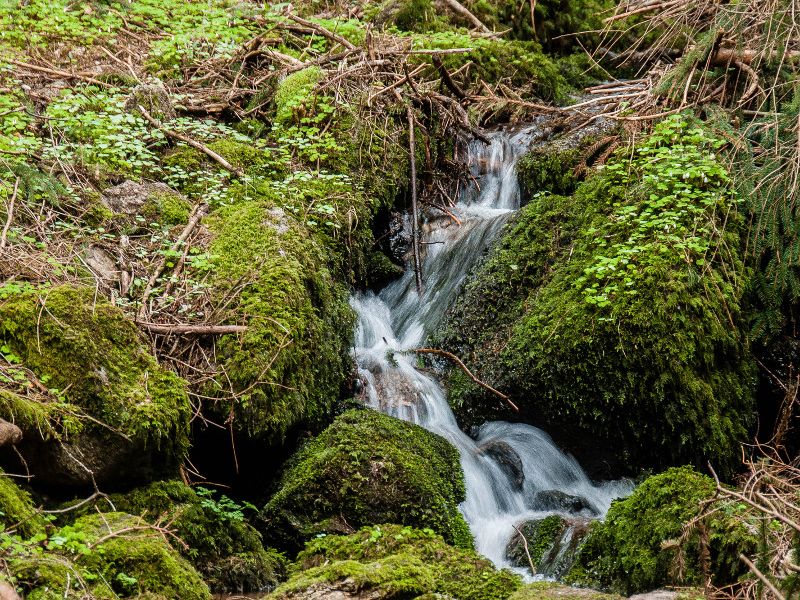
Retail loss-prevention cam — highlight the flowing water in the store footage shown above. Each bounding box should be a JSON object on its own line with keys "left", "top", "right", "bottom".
{"left": 351, "top": 125, "right": 632, "bottom": 575}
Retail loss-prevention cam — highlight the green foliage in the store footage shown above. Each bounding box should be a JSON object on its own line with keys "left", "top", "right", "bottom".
{"left": 0, "top": 470, "right": 46, "bottom": 539}
{"left": 511, "top": 582, "right": 622, "bottom": 600}
{"left": 65, "top": 481, "right": 286, "bottom": 592}
{"left": 437, "top": 114, "right": 754, "bottom": 472}
{"left": 260, "top": 409, "right": 473, "bottom": 553}
{"left": 205, "top": 199, "right": 353, "bottom": 441}
{"left": 269, "top": 524, "right": 521, "bottom": 600}
{"left": 0, "top": 286, "right": 191, "bottom": 475}
{"left": 517, "top": 144, "right": 582, "bottom": 197}
{"left": 140, "top": 191, "right": 191, "bottom": 226}
{"left": 567, "top": 467, "right": 756, "bottom": 594}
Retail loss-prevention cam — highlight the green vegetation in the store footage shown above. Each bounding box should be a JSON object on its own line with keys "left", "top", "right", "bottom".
{"left": 269, "top": 524, "right": 521, "bottom": 600}
{"left": 510, "top": 582, "right": 622, "bottom": 600}
{"left": 62, "top": 480, "right": 285, "bottom": 592}
{"left": 437, "top": 114, "right": 755, "bottom": 472}
{"left": 567, "top": 467, "right": 755, "bottom": 594}
{"left": 0, "top": 286, "right": 191, "bottom": 486}
{"left": 0, "top": 470, "right": 46, "bottom": 539}
{"left": 260, "top": 409, "right": 472, "bottom": 552}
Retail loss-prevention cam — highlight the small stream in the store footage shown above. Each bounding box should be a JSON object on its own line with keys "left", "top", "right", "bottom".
{"left": 351, "top": 126, "right": 631, "bottom": 575}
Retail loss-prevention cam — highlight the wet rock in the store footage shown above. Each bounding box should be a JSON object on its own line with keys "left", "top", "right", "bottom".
{"left": 534, "top": 489, "right": 597, "bottom": 515}
{"left": 506, "top": 515, "right": 591, "bottom": 579}
{"left": 478, "top": 440, "right": 524, "bottom": 491}
{"left": 388, "top": 211, "right": 410, "bottom": 263}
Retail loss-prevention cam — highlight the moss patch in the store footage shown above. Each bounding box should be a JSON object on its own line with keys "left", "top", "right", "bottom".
{"left": 269, "top": 524, "right": 521, "bottom": 600}
{"left": 437, "top": 114, "right": 755, "bottom": 473}
{"left": 0, "top": 285, "right": 191, "bottom": 485}
{"left": 204, "top": 198, "right": 353, "bottom": 442}
{"left": 0, "top": 469, "right": 46, "bottom": 539}
{"left": 567, "top": 466, "right": 756, "bottom": 594}
{"left": 260, "top": 408, "right": 472, "bottom": 553}
{"left": 510, "top": 582, "right": 622, "bottom": 600}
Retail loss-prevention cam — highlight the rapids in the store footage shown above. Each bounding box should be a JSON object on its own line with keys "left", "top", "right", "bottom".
{"left": 351, "top": 126, "right": 632, "bottom": 575}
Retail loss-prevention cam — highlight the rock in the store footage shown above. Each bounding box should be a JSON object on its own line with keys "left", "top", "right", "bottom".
{"left": 84, "top": 244, "right": 119, "bottom": 283}
{"left": 534, "top": 489, "right": 597, "bottom": 515}
{"left": 510, "top": 582, "right": 622, "bottom": 600}
{"left": 506, "top": 515, "right": 591, "bottom": 578}
{"left": 0, "top": 582, "right": 22, "bottom": 600}
{"left": 628, "top": 592, "right": 682, "bottom": 600}
{"left": 388, "top": 211, "right": 410, "bottom": 263}
{"left": 101, "top": 180, "right": 181, "bottom": 217}
{"left": 478, "top": 440, "right": 524, "bottom": 491}
{"left": 259, "top": 409, "right": 472, "bottom": 553}
{"left": 124, "top": 80, "right": 176, "bottom": 120}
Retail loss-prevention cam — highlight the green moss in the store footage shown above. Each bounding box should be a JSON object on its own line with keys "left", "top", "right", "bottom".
{"left": 566, "top": 467, "right": 756, "bottom": 594}
{"left": 270, "top": 524, "right": 521, "bottom": 600}
{"left": 205, "top": 199, "right": 353, "bottom": 441}
{"left": 0, "top": 285, "right": 191, "bottom": 477}
{"left": 66, "top": 513, "right": 209, "bottom": 599}
{"left": 73, "top": 480, "right": 286, "bottom": 592}
{"left": 517, "top": 145, "right": 583, "bottom": 197}
{"left": 141, "top": 191, "right": 191, "bottom": 226}
{"left": 437, "top": 114, "right": 755, "bottom": 473}
{"left": 260, "top": 409, "right": 472, "bottom": 553}
{"left": 274, "top": 67, "right": 324, "bottom": 126}
{"left": 510, "top": 582, "right": 622, "bottom": 600}
{"left": 0, "top": 470, "right": 46, "bottom": 539}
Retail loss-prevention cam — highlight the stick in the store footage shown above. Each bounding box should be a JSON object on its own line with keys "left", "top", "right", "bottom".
{"left": 739, "top": 554, "right": 786, "bottom": 600}
{"left": 0, "top": 177, "right": 19, "bottom": 250}
{"left": 512, "top": 524, "right": 537, "bottom": 574}
{"left": 136, "top": 202, "right": 208, "bottom": 321}
{"left": 140, "top": 323, "right": 248, "bottom": 335}
{"left": 432, "top": 55, "right": 467, "bottom": 100}
{"left": 413, "top": 348, "right": 519, "bottom": 411}
{"left": 407, "top": 105, "right": 424, "bottom": 295}
{"left": 440, "top": 0, "right": 492, "bottom": 33}
{"left": 8, "top": 59, "right": 113, "bottom": 88}
{"left": 282, "top": 11, "right": 357, "bottom": 51}
{"left": 137, "top": 106, "right": 245, "bottom": 178}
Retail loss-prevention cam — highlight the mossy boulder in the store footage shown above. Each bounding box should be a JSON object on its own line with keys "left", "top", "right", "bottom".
{"left": 506, "top": 515, "right": 590, "bottom": 578}
{"left": 566, "top": 466, "right": 756, "bottom": 594}
{"left": 203, "top": 198, "right": 353, "bottom": 442}
{"left": 0, "top": 469, "right": 46, "bottom": 539}
{"left": 510, "top": 582, "right": 622, "bottom": 600}
{"left": 436, "top": 114, "right": 755, "bottom": 475}
{"left": 67, "top": 480, "right": 286, "bottom": 593}
{"left": 260, "top": 409, "right": 472, "bottom": 553}
{"left": 268, "top": 524, "right": 522, "bottom": 600}
{"left": 0, "top": 285, "right": 191, "bottom": 488}
{"left": 10, "top": 513, "right": 210, "bottom": 599}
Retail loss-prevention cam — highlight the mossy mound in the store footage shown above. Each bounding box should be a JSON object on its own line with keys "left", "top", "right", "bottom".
{"left": 436, "top": 114, "right": 755, "bottom": 474}
{"left": 0, "top": 469, "right": 46, "bottom": 539}
{"left": 204, "top": 198, "right": 353, "bottom": 442}
{"left": 69, "top": 480, "right": 286, "bottom": 593}
{"left": 510, "top": 582, "right": 622, "bottom": 600}
{"left": 10, "top": 512, "right": 210, "bottom": 599}
{"left": 260, "top": 409, "right": 472, "bottom": 553}
{"left": 566, "top": 466, "right": 756, "bottom": 594}
{"left": 269, "top": 524, "right": 521, "bottom": 600}
{"left": 0, "top": 285, "right": 191, "bottom": 487}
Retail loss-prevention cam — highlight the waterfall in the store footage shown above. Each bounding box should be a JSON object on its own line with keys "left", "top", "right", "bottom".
{"left": 351, "top": 126, "right": 632, "bottom": 575}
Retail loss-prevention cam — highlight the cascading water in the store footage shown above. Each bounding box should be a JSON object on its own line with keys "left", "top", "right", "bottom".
{"left": 351, "top": 125, "right": 632, "bottom": 575}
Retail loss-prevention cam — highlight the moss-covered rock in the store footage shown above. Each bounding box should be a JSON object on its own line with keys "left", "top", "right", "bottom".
{"left": 566, "top": 466, "right": 756, "bottom": 595}
{"left": 269, "top": 524, "right": 521, "bottom": 600}
{"left": 436, "top": 114, "right": 755, "bottom": 474}
{"left": 260, "top": 408, "right": 472, "bottom": 553}
{"left": 0, "top": 285, "right": 191, "bottom": 488}
{"left": 0, "top": 469, "right": 46, "bottom": 539}
{"left": 510, "top": 582, "right": 622, "bottom": 600}
{"left": 506, "top": 515, "right": 590, "bottom": 578}
{"left": 10, "top": 512, "right": 210, "bottom": 600}
{"left": 204, "top": 198, "right": 353, "bottom": 442}
{"left": 68, "top": 480, "right": 286, "bottom": 593}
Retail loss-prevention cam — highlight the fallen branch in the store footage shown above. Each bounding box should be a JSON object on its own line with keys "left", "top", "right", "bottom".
{"left": 282, "top": 11, "right": 357, "bottom": 51}
{"left": 0, "top": 177, "right": 19, "bottom": 250}
{"left": 413, "top": 348, "right": 519, "bottom": 411}
{"left": 432, "top": 55, "right": 467, "bottom": 100}
{"left": 137, "top": 105, "right": 245, "bottom": 178}
{"left": 0, "top": 418, "right": 22, "bottom": 447}
{"left": 406, "top": 103, "right": 424, "bottom": 295}
{"left": 439, "top": 0, "right": 492, "bottom": 33}
{"left": 739, "top": 554, "right": 786, "bottom": 600}
{"left": 512, "top": 523, "right": 537, "bottom": 575}
{"left": 140, "top": 323, "right": 248, "bottom": 335}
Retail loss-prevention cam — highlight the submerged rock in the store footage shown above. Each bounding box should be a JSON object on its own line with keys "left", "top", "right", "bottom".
{"left": 478, "top": 439, "right": 524, "bottom": 491}
{"left": 534, "top": 490, "right": 597, "bottom": 515}
{"left": 506, "top": 515, "right": 590, "bottom": 579}
{"left": 259, "top": 408, "right": 472, "bottom": 553}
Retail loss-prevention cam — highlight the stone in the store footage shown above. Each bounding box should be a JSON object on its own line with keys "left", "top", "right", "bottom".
{"left": 534, "top": 489, "right": 598, "bottom": 515}
{"left": 478, "top": 439, "right": 524, "bottom": 491}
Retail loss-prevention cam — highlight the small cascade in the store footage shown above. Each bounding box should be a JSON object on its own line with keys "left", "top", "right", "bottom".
{"left": 351, "top": 126, "right": 631, "bottom": 576}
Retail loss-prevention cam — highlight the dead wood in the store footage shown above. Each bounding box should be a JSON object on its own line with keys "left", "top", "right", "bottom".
{"left": 0, "top": 419, "right": 22, "bottom": 447}
{"left": 413, "top": 348, "right": 519, "bottom": 411}
{"left": 438, "top": 0, "right": 493, "bottom": 33}
{"left": 140, "top": 323, "right": 248, "bottom": 335}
